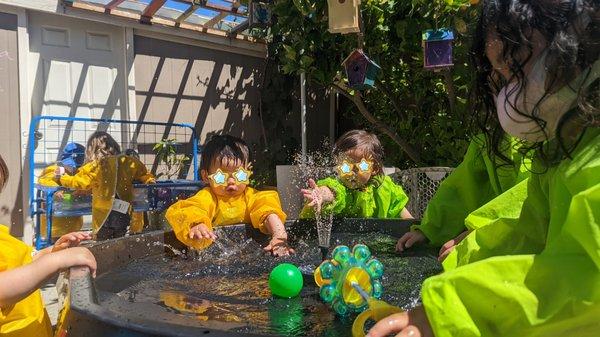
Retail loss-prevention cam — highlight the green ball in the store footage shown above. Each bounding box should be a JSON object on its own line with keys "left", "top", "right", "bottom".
{"left": 269, "top": 263, "right": 303, "bottom": 298}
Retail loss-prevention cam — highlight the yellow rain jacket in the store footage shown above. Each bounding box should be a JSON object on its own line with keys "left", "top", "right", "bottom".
{"left": 421, "top": 128, "right": 600, "bottom": 337}
{"left": 413, "top": 134, "right": 530, "bottom": 246}
{"left": 38, "top": 164, "right": 84, "bottom": 239}
{"left": 166, "top": 187, "right": 287, "bottom": 250}
{"left": 60, "top": 155, "right": 155, "bottom": 233}
{"left": 0, "top": 225, "right": 53, "bottom": 337}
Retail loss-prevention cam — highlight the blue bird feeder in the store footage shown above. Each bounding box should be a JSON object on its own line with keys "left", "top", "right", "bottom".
{"left": 422, "top": 28, "right": 454, "bottom": 70}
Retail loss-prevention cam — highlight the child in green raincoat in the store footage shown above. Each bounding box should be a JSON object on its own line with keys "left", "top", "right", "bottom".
{"left": 396, "top": 134, "right": 530, "bottom": 261}
{"left": 301, "top": 130, "right": 412, "bottom": 219}
{"left": 368, "top": 1, "right": 600, "bottom": 336}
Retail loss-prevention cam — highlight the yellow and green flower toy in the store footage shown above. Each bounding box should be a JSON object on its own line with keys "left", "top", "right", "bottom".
{"left": 314, "top": 244, "right": 403, "bottom": 337}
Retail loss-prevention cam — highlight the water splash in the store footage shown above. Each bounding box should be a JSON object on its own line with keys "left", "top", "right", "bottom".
{"left": 291, "top": 139, "right": 336, "bottom": 260}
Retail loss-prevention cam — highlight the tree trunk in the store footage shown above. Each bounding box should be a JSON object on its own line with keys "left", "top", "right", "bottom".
{"left": 331, "top": 83, "right": 424, "bottom": 165}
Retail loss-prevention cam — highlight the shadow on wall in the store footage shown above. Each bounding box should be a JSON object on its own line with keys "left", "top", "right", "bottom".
{"left": 132, "top": 35, "right": 265, "bottom": 179}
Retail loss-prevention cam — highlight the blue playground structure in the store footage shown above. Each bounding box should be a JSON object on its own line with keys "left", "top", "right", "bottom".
{"left": 29, "top": 116, "right": 204, "bottom": 249}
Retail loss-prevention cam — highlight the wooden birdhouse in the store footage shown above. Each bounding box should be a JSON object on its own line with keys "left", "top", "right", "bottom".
{"left": 422, "top": 28, "right": 454, "bottom": 70}
{"left": 249, "top": 0, "right": 272, "bottom": 27}
{"left": 342, "top": 49, "right": 381, "bottom": 90}
{"left": 327, "top": 0, "right": 361, "bottom": 34}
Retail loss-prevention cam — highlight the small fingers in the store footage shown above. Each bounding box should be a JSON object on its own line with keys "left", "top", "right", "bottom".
{"left": 438, "top": 246, "right": 454, "bottom": 262}
{"left": 367, "top": 312, "right": 410, "bottom": 337}
{"left": 396, "top": 234, "right": 411, "bottom": 252}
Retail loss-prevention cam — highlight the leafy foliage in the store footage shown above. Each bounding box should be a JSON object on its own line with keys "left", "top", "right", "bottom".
{"left": 153, "top": 139, "right": 190, "bottom": 180}
{"left": 263, "top": 0, "right": 480, "bottom": 167}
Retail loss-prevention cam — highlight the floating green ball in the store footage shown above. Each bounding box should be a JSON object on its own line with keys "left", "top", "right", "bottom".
{"left": 269, "top": 263, "right": 303, "bottom": 298}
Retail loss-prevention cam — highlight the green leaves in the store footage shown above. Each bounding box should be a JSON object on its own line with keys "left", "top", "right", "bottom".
{"left": 153, "top": 139, "right": 190, "bottom": 180}
{"left": 264, "top": 0, "right": 479, "bottom": 167}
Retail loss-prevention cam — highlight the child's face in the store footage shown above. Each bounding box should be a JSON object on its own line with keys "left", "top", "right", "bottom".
{"left": 201, "top": 158, "right": 250, "bottom": 198}
{"left": 336, "top": 150, "right": 375, "bottom": 189}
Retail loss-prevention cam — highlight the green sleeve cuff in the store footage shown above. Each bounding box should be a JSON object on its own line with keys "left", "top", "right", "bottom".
{"left": 317, "top": 177, "right": 348, "bottom": 215}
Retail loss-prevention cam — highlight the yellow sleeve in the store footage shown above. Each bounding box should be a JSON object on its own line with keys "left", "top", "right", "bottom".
{"left": 38, "top": 165, "right": 59, "bottom": 187}
{"left": 134, "top": 158, "right": 155, "bottom": 184}
{"left": 59, "top": 162, "right": 97, "bottom": 190}
{"left": 165, "top": 188, "right": 216, "bottom": 250}
{"left": 247, "top": 188, "right": 287, "bottom": 234}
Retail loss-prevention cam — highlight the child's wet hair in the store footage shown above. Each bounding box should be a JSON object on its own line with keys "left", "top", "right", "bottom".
{"left": 0, "top": 154, "right": 8, "bottom": 193}
{"left": 200, "top": 135, "right": 250, "bottom": 172}
{"left": 333, "top": 130, "right": 385, "bottom": 174}
{"left": 85, "top": 131, "right": 121, "bottom": 163}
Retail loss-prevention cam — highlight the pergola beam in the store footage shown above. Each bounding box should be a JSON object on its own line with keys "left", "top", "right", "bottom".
{"left": 104, "top": 0, "right": 126, "bottom": 13}
{"left": 174, "top": 0, "right": 246, "bottom": 18}
{"left": 227, "top": 19, "right": 249, "bottom": 37}
{"left": 175, "top": 3, "right": 200, "bottom": 25}
{"left": 202, "top": 12, "right": 227, "bottom": 28}
{"left": 140, "top": 0, "right": 166, "bottom": 24}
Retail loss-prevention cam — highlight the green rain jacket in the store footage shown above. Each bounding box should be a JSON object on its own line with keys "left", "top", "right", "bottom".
{"left": 302, "top": 175, "right": 409, "bottom": 218}
{"left": 422, "top": 128, "right": 600, "bottom": 337}
{"left": 414, "top": 134, "right": 531, "bottom": 246}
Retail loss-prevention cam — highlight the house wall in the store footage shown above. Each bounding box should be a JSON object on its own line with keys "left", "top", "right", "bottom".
{"left": 0, "top": 12, "right": 24, "bottom": 235}
{"left": 132, "top": 34, "right": 265, "bottom": 178}
{"left": 0, "top": 0, "right": 333, "bottom": 241}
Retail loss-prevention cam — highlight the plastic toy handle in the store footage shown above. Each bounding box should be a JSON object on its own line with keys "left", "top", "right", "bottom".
{"left": 351, "top": 298, "right": 403, "bottom": 337}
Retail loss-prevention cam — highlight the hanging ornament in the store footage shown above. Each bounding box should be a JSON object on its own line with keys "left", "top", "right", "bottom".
{"left": 422, "top": 28, "right": 454, "bottom": 70}
{"left": 342, "top": 49, "right": 380, "bottom": 90}
{"left": 249, "top": 0, "right": 272, "bottom": 27}
{"left": 327, "top": 0, "right": 361, "bottom": 34}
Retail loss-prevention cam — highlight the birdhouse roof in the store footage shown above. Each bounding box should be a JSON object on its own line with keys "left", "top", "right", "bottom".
{"left": 422, "top": 28, "right": 454, "bottom": 42}
{"left": 342, "top": 49, "right": 380, "bottom": 69}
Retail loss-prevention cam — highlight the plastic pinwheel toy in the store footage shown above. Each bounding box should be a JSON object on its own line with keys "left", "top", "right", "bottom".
{"left": 314, "top": 244, "right": 403, "bottom": 337}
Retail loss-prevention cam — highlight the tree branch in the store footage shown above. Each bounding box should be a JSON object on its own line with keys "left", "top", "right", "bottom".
{"left": 375, "top": 79, "right": 419, "bottom": 121}
{"left": 331, "top": 82, "right": 424, "bottom": 165}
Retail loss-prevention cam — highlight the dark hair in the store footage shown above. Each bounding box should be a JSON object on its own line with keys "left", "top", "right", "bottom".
{"left": 333, "top": 130, "right": 385, "bottom": 174}
{"left": 0, "top": 154, "right": 8, "bottom": 193}
{"left": 470, "top": 0, "right": 599, "bottom": 166}
{"left": 200, "top": 135, "right": 250, "bottom": 172}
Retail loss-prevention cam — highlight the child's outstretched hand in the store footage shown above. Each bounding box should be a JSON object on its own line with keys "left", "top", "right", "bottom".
{"left": 189, "top": 223, "right": 217, "bottom": 241}
{"left": 301, "top": 179, "right": 334, "bottom": 213}
{"left": 264, "top": 237, "right": 295, "bottom": 257}
{"left": 396, "top": 230, "right": 426, "bottom": 252}
{"left": 52, "top": 232, "right": 92, "bottom": 252}
{"left": 53, "top": 246, "right": 98, "bottom": 277}
{"left": 438, "top": 230, "right": 470, "bottom": 262}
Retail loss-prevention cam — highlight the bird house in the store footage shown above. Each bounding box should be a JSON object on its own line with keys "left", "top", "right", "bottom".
{"left": 249, "top": 0, "right": 272, "bottom": 27}
{"left": 342, "top": 49, "right": 380, "bottom": 90}
{"left": 327, "top": 0, "right": 361, "bottom": 34}
{"left": 422, "top": 29, "right": 454, "bottom": 70}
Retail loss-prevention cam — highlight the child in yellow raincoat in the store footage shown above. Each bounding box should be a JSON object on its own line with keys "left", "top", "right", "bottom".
{"left": 368, "top": 1, "right": 600, "bottom": 336}
{"left": 165, "top": 135, "right": 294, "bottom": 256}
{"left": 37, "top": 142, "right": 86, "bottom": 241}
{"left": 56, "top": 131, "right": 155, "bottom": 239}
{"left": 301, "top": 130, "right": 412, "bottom": 219}
{"left": 0, "top": 154, "right": 97, "bottom": 337}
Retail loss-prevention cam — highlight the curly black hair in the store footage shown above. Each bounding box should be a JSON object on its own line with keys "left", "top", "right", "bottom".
{"left": 470, "top": 0, "right": 599, "bottom": 167}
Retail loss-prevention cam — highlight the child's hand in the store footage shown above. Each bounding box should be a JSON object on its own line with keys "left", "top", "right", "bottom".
{"left": 438, "top": 230, "right": 470, "bottom": 262}
{"left": 52, "top": 247, "right": 97, "bottom": 277}
{"left": 54, "top": 166, "right": 65, "bottom": 177}
{"left": 52, "top": 232, "right": 92, "bottom": 252}
{"left": 301, "top": 179, "right": 334, "bottom": 213}
{"left": 189, "top": 223, "right": 217, "bottom": 240}
{"left": 263, "top": 237, "right": 295, "bottom": 257}
{"left": 396, "top": 230, "right": 426, "bottom": 252}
